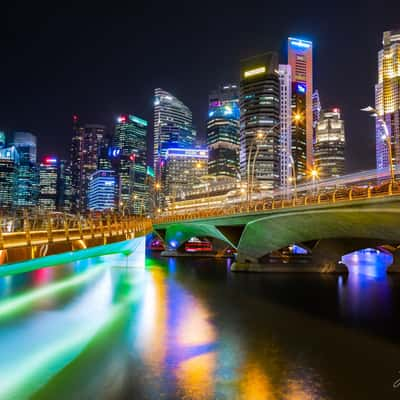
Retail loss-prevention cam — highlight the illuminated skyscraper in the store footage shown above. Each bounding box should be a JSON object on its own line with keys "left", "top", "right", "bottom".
{"left": 113, "top": 114, "right": 148, "bottom": 215}
{"left": 70, "top": 116, "right": 106, "bottom": 212}
{"left": 0, "top": 132, "right": 5, "bottom": 149}
{"left": 10, "top": 132, "right": 37, "bottom": 163}
{"left": 240, "top": 52, "right": 280, "bottom": 192}
{"left": 375, "top": 30, "right": 400, "bottom": 170}
{"left": 291, "top": 82, "right": 307, "bottom": 182}
{"left": 11, "top": 132, "right": 39, "bottom": 208}
{"left": 153, "top": 88, "right": 196, "bottom": 178}
{"left": 0, "top": 146, "right": 18, "bottom": 210}
{"left": 279, "top": 65, "right": 292, "bottom": 194}
{"left": 315, "top": 108, "right": 346, "bottom": 179}
{"left": 39, "top": 157, "right": 59, "bottom": 211}
{"left": 88, "top": 170, "right": 116, "bottom": 211}
{"left": 312, "top": 90, "right": 322, "bottom": 132}
{"left": 163, "top": 148, "right": 208, "bottom": 206}
{"left": 57, "top": 159, "right": 72, "bottom": 212}
{"left": 288, "top": 37, "right": 314, "bottom": 169}
{"left": 207, "top": 84, "right": 240, "bottom": 178}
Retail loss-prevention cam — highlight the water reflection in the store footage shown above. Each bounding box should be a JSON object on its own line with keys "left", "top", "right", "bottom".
{"left": 0, "top": 241, "right": 399, "bottom": 399}
{"left": 340, "top": 250, "right": 394, "bottom": 321}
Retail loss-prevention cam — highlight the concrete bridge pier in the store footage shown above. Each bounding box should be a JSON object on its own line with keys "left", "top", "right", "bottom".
{"left": 387, "top": 248, "right": 400, "bottom": 273}
{"left": 232, "top": 239, "right": 351, "bottom": 274}
{"left": 310, "top": 239, "right": 350, "bottom": 274}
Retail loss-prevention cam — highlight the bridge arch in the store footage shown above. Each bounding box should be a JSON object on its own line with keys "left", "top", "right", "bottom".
{"left": 160, "top": 223, "right": 236, "bottom": 251}
{"left": 235, "top": 208, "right": 400, "bottom": 273}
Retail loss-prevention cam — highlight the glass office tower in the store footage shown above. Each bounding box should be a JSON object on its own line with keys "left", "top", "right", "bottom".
{"left": 240, "top": 52, "right": 281, "bottom": 193}
{"left": 113, "top": 114, "right": 148, "bottom": 215}
{"left": 207, "top": 84, "right": 240, "bottom": 178}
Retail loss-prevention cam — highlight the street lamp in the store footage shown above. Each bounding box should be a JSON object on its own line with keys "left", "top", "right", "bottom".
{"left": 154, "top": 182, "right": 161, "bottom": 215}
{"left": 361, "top": 106, "right": 395, "bottom": 185}
{"left": 309, "top": 167, "right": 319, "bottom": 195}
{"left": 288, "top": 154, "right": 297, "bottom": 200}
{"left": 247, "top": 113, "right": 302, "bottom": 205}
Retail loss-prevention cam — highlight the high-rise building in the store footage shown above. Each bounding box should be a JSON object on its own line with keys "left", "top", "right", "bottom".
{"left": 0, "top": 146, "right": 19, "bottom": 210}
{"left": 314, "top": 108, "right": 346, "bottom": 179}
{"left": 288, "top": 37, "right": 314, "bottom": 170}
{"left": 70, "top": 116, "right": 106, "bottom": 212}
{"left": 375, "top": 30, "right": 400, "bottom": 170}
{"left": 57, "top": 160, "right": 72, "bottom": 212}
{"left": 11, "top": 132, "right": 39, "bottom": 208}
{"left": 279, "top": 65, "right": 292, "bottom": 194}
{"left": 240, "top": 52, "right": 281, "bottom": 192}
{"left": 153, "top": 88, "right": 196, "bottom": 179}
{"left": 163, "top": 148, "right": 208, "bottom": 206}
{"left": 113, "top": 114, "right": 148, "bottom": 215}
{"left": 291, "top": 82, "right": 307, "bottom": 182}
{"left": 207, "top": 84, "right": 240, "bottom": 178}
{"left": 312, "top": 90, "right": 322, "bottom": 132}
{"left": 88, "top": 170, "right": 116, "bottom": 211}
{"left": 39, "top": 157, "right": 59, "bottom": 212}
{"left": 10, "top": 132, "right": 37, "bottom": 163}
{"left": 0, "top": 132, "right": 6, "bottom": 149}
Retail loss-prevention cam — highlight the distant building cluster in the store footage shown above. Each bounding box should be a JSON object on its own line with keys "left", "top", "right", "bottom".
{"left": 1, "top": 30, "right": 398, "bottom": 214}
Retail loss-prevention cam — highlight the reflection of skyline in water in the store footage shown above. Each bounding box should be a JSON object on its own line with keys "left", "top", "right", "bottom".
{"left": 0, "top": 243, "right": 399, "bottom": 399}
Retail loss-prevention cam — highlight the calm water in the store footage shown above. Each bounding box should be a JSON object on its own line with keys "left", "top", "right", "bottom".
{"left": 1, "top": 237, "right": 400, "bottom": 399}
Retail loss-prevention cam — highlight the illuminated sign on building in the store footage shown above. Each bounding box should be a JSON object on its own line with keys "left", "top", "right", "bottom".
{"left": 296, "top": 83, "right": 306, "bottom": 94}
{"left": 108, "top": 147, "right": 122, "bottom": 158}
{"left": 244, "top": 66, "right": 266, "bottom": 78}
{"left": 129, "top": 115, "right": 148, "bottom": 127}
{"left": 165, "top": 148, "right": 208, "bottom": 159}
{"left": 44, "top": 157, "right": 58, "bottom": 165}
{"left": 289, "top": 37, "right": 312, "bottom": 49}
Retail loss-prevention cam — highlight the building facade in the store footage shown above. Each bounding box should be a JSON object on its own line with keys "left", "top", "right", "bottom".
{"left": 163, "top": 148, "right": 208, "bottom": 206}
{"left": 88, "top": 170, "right": 116, "bottom": 211}
{"left": 288, "top": 37, "right": 314, "bottom": 170}
{"left": 314, "top": 108, "right": 346, "bottom": 179}
{"left": 0, "top": 146, "right": 19, "bottom": 210}
{"left": 279, "top": 65, "right": 292, "bottom": 195}
{"left": 375, "top": 30, "right": 400, "bottom": 170}
{"left": 207, "top": 84, "right": 240, "bottom": 178}
{"left": 39, "top": 157, "right": 59, "bottom": 212}
{"left": 312, "top": 90, "right": 322, "bottom": 137}
{"left": 240, "top": 52, "right": 281, "bottom": 193}
{"left": 291, "top": 82, "right": 307, "bottom": 182}
{"left": 11, "top": 132, "right": 39, "bottom": 208}
{"left": 153, "top": 89, "right": 196, "bottom": 181}
{"left": 113, "top": 114, "right": 148, "bottom": 215}
{"left": 0, "top": 132, "right": 6, "bottom": 149}
{"left": 57, "top": 159, "right": 72, "bottom": 212}
{"left": 70, "top": 116, "right": 106, "bottom": 212}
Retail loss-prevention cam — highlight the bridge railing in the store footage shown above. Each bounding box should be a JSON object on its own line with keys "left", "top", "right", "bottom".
{"left": 154, "top": 181, "right": 400, "bottom": 224}
{"left": 0, "top": 213, "right": 153, "bottom": 250}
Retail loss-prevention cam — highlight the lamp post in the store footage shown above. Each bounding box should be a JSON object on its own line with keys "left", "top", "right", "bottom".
{"left": 154, "top": 182, "right": 161, "bottom": 215}
{"left": 247, "top": 130, "right": 266, "bottom": 205}
{"left": 309, "top": 167, "right": 319, "bottom": 196}
{"left": 288, "top": 154, "right": 297, "bottom": 200}
{"left": 247, "top": 113, "right": 302, "bottom": 205}
{"left": 361, "top": 106, "right": 395, "bottom": 185}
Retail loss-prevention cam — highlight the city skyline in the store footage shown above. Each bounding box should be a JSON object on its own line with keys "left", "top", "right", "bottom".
{"left": 1, "top": 2, "right": 399, "bottom": 173}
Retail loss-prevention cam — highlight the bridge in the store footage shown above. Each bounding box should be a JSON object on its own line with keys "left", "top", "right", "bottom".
{"left": 153, "top": 182, "right": 400, "bottom": 274}
{"left": 0, "top": 212, "right": 152, "bottom": 265}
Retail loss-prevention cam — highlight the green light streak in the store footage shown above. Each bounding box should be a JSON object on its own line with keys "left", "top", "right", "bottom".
{"left": 0, "top": 238, "right": 142, "bottom": 278}
{"left": 0, "top": 266, "right": 104, "bottom": 320}
{"left": 0, "top": 274, "right": 145, "bottom": 400}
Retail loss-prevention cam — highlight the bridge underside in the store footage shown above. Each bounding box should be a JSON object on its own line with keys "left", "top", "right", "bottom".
{"left": 154, "top": 206, "right": 400, "bottom": 274}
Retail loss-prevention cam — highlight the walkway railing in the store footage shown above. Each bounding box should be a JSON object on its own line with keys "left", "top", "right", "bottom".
{"left": 154, "top": 181, "right": 400, "bottom": 224}
{"left": 0, "top": 213, "right": 152, "bottom": 250}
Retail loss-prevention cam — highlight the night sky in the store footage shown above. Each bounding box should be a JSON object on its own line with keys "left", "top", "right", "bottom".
{"left": 1, "top": 1, "right": 399, "bottom": 172}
